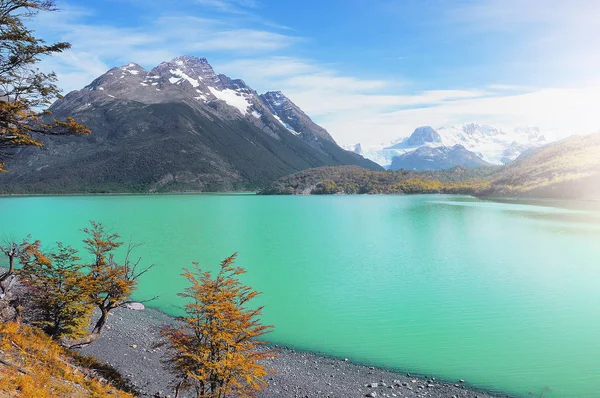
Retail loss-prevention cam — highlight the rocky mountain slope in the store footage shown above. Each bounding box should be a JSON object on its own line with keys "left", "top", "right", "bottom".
{"left": 352, "top": 123, "right": 549, "bottom": 169}
{"left": 0, "top": 56, "right": 380, "bottom": 194}
{"left": 482, "top": 133, "right": 600, "bottom": 199}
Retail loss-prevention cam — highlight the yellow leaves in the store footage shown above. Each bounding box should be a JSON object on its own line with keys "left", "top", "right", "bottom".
{"left": 162, "top": 254, "right": 275, "bottom": 397}
{"left": 0, "top": 0, "right": 91, "bottom": 171}
{"left": 18, "top": 240, "right": 96, "bottom": 340}
{"left": 0, "top": 322, "right": 134, "bottom": 397}
{"left": 14, "top": 221, "right": 150, "bottom": 342}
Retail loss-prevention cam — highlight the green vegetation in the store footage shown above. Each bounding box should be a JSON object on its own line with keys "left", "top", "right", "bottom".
{"left": 259, "top": 165, "right": 499, "bottom": 195}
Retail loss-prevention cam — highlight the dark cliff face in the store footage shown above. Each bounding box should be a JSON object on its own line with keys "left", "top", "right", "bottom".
{"left": 0, "top": 56, "right": 381, "bottom": 194}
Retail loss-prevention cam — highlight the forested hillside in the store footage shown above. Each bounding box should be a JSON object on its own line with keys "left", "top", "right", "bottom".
{"left": 262, "top": 133, "right": 600, "bottom": 199}
{"left": 481, "top": 133, "right": 600, "bottom": 198}
{"left": 259, "top": 166, "right": 499, "bottom": 195}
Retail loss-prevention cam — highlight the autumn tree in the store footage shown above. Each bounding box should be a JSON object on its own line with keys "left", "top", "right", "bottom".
{"left": 158, "top": 253, "right": 274, "bottom": 398}
{"left": 0, "top": 238, "right": 20, "bottom": 276}
{"left": 0, "top": 0, "right": 89, "bottom": 172}
{"left": 18, "top": 240, "right": 94, "bottom": 340}
{"left": 68, "top": 221, "right": 155, "bottom": 347}
{"left": 0, "top": 237, "right": 23, "bottom": 295}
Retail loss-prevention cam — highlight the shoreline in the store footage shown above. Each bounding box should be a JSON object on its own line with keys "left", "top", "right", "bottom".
{"left": 0, "top": 190, "right": 597, "bottom": 205}
{"left": 0, "top": 191, "right": 259, "bottom": 198}
{"left": 79, "top": 306, "right": 514, "bottom": 398}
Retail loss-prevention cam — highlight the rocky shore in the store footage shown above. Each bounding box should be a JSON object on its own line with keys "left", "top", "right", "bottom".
{"left": 78, "top": 306, "right": 513, "bottom": 398}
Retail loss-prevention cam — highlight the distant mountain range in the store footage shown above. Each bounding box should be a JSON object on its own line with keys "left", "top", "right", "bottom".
{"left": 263, "top": 132, "right": 600, "bottom": 199}
{"left": 0, "top": 56, "right": 380, "bottom": 194}
{"left": 348, "top": 123, "right": 549, "bottom": 170}
{"left": 390, "top": 144, "right": 493, "bottom": 171}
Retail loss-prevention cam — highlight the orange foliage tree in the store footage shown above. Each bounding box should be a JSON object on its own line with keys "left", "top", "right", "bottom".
{"left": 159, "top": 253, "right": 275, "bottom": 398}
{"left": 18, "top": 240, "right": 95, "bottom": 340}
{"left": 0, "top": 0, "right": 90, "bottom": 172}
{"left": 1, "top": 221, "right": 154, "bottom": 346}
{"left": 72, "top": 221, "right": 155, "bottom": 346}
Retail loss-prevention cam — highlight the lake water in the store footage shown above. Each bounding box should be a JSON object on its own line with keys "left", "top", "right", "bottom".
{"left": 2, "top": 194, "right": 600, "bottom": 397}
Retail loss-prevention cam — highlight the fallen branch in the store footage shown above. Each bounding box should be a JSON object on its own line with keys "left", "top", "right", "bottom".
{"left": 66, "top": 332, "right": 100, "bottom": 349}
{"left": 0, "top": 356, "right": 27, "bottom": 374}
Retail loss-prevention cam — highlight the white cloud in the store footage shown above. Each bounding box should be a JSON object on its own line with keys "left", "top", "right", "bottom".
{"left": 40, "top": 52, "right": 110, "bottom": 94}
{"left": 318, "top": 84, "right": 600, "bottom": 147}
{"left": 449, "top": 0, "right": 600, "bottom": 83}
{"left": 32, "top": 6, "right": 297, "bottom": 65}
{"left": 29, "top": 1, "right": 600, "bottom": 150}
{"left": 200, "top": 55, "right": 600, "bottom": 147}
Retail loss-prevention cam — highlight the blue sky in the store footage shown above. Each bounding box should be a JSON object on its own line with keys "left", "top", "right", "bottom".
{"left": 32, "top": 0, "right": 600, "bottom": 146}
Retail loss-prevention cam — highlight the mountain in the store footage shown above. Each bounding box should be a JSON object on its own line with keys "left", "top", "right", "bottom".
{"left": 389, "top": 144, "right": 493, "bottom": 171}
{"left": 0, "top": 56, "right": 380, "bottom": 194}
{"left": 355, "top": 123, "right": 549, "bottom": 169}
{"left": 390, "top": 126, "right": 441, "bottom": 147}
{"left": 259, "top": 91, "right": 335, "bottom": 144}
{"left": 263, "top": 132, "right": 600, "bottom": 199}
{"left": 482, "top": 133, "right": 600, "bottom": 199}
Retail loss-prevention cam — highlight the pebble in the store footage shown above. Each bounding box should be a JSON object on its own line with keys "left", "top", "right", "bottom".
{"left": 76, "top": 307, "right": 501, "bottom": 398}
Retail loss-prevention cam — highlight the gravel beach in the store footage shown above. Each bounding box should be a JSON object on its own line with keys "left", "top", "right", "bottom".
{"left": 79, "top": 307, "right": 513, "bottom": 398}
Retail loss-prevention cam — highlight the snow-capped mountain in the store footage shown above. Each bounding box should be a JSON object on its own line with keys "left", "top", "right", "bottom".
{"left": 1, "top": 56, "right": 380, "bottom": 193}
{"left": 351, "top": 123, "right": 549, "bottom": 169}
{"left": 259, "top": 91, "right": 336, "bottom": 145}
{"left": 389, "top": 144, "right": 492, "bottom": 171}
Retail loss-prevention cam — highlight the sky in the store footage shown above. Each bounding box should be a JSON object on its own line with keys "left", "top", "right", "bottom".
{"left": 31, "top": 0, "right": 600, "bottom": 147}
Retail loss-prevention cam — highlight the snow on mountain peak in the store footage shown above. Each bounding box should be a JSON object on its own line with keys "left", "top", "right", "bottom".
{"left": 150, "top": 56, "right": 219, "bottom": 88}
{"left": 261, "top": 91, "right": 288, "bottom": 108}
{"left": 172, "top": 55, "right": 210, "bottom": 66}
{"left": 208, "top": 87, "right": 252, "bottom": 115}
{"left": 356, "top": 123, "right": 550, "bottom": 168}
{"left": 119, "top": 63, "right": 145, "bottom": 76}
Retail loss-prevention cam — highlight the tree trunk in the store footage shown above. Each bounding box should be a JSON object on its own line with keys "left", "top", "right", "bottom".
{"left": 8, "top": 255, "right": 14, "bottom": 274}
{"left": 174, "top": 381, "right": 183, "bottom": 398}
{"left": 67, "top": 307, "right": 109, "bottom": 348}
{"left": 92, "top": 307, "right": 109, "bottom": 335}
{"left": 0, "top": 256, "right": 13, "bottom": 284}
{"left": 67, "top": 332, "right": 100, "bottom": 349}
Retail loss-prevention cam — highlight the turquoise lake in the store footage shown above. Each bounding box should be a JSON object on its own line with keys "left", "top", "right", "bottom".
{"left": 1, "top": 194, "right": 600, "bottom": 397}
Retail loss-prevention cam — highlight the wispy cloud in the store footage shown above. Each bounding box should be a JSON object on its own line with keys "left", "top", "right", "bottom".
{"left": 218, "top": 54, "right": 600, "bottom": 146}
{"left": 194, "top": 0, "right": 258, "bottom": 14}
{"left": 31, "top": 3, "right": 298, "bottom": 91}
{"left": 447, "top": 0, "right": 600, "bottom": 83}
{"left": 325, "top": 84, "right": 600, "bottom": 147}
{"left": 29, "top": 0, "right": 600, "bottom": 148}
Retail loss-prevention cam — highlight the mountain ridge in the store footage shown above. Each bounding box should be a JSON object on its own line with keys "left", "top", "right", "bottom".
{"left": 263, "top": 132, "right": 600, "bottom": 199}
{"left": 0, "top": 56, "right": 381, "bottom": 194}
{"left": 351, "top": 123, "right": 549, "bottom": 169}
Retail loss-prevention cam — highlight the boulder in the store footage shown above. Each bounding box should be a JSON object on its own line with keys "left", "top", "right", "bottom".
{"left": 124, "top": 302, "right": 145, "bottom": 311}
